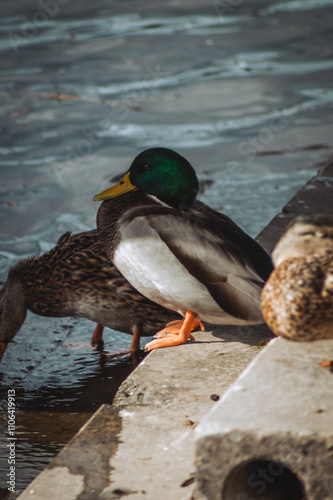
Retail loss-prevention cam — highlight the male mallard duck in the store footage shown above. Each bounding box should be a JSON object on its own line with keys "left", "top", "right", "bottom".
{"left": 261, "top": 214, "right": 333, "bottom": 341}
{"left": 0, "top": 229, "right": 179, "bottom": 362}
{"left": 94, "top": 147, "right": 272, "bottom": 350}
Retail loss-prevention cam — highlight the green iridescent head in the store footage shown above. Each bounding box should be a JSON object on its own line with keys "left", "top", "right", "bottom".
{"left": 94, "top": 148, "right": 199, "bottom": 210}
{"left": 128, "top": 148, "right": 199, "bottom": 209}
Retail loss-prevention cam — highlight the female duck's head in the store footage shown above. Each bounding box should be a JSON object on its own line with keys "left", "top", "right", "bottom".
{"left": 272, "top": 214, "right": 333, "bottom": 267}
{"left": 94, "top": 148, "right": 199, "bottom": 210}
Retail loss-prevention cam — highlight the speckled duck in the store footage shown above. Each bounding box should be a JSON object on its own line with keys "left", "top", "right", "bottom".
{"left": 0, "top": 229, "right": 179, "bottom": 362}
{"left": 262, "top": 214, "right": 333, "bottom": 341}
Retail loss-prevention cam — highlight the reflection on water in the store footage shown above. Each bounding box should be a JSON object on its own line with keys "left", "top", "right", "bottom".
{"left": 1, "top": 0, "right": 333, "bottom": 496}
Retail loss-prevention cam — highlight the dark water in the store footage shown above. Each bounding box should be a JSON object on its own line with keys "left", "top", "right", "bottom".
{"left": 0, "top": 0, "right": 333, "bottom": 496}
{"left": 0, "top": 315, "right": 140, "bottom": 498}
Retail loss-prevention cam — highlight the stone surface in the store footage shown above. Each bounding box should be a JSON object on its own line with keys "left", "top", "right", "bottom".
{"left": 194, "top": 337, "right": 333, "bottom": 500}
{"left": 18, "top": 467, "right": 85, "bottom": 500}
{"left": 106, "top": 326, "right": 272, "bottom": 500}
{"left": 16, "top": 325, "right": 273, "bottom": 500}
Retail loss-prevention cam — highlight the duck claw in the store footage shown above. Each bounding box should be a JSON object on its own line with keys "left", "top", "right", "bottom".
{"left": 153, "top": 318, "right": 204, "bottom": 339}
{"left": 145, "top": 312, "right": 204, "bottom": 351}
{"left": 145, "top": 334, "right": 195, "bottom": 352}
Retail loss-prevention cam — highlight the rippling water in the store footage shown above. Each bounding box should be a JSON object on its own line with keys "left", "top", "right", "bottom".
{"left": 0, "top": 0, "right": 333, "bottom": 496}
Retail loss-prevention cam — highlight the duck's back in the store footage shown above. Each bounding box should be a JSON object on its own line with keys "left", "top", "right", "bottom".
{"left": 12, "top": 231, "right": 110, "bottom": 317}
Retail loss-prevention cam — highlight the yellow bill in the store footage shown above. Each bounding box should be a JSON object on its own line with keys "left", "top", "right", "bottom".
{"left": 94, "top": 172, "right": 137, "bottom": 201}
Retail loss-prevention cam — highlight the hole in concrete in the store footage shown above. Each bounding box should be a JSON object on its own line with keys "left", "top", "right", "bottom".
{"left": 222, "top": 459, "right": 307, "bottom": 500}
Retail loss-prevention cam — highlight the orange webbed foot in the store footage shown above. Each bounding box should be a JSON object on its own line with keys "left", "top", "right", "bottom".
{"left": 319, "top": 360, "right": 333, "bottom": 373}
{"left": 153, "top": 318, "right": 204, "bottom": 340}
{"left": 145, "top": 312, "right": 204, "bottom": 351}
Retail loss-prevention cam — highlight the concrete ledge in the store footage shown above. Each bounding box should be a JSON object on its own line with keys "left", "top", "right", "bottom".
{"left": 16, "top": 326, "right": 273, "bottom": 500}
{"left": 104, "top": 326, "right": 272, "bottom": 500}
{"left": 194, "top": 337, "right": 333, "bottom": 500}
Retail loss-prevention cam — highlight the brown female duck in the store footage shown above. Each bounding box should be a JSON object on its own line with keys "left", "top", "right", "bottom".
{"left": 0, "top": 229, "right": 179, "bottom": 362}
{"left": 262, "top": 214, "right": 333, "bottom": 341}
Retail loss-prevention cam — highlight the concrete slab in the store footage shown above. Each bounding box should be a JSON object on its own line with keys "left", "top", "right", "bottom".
{"left": 194, "top": 337, "right": 333, "bottom": 500}
{"left": 17, "top": 156, "right": 333, "bottom": 500}
{"left": 105, "top": 325, "right": 272, "bottom": 500}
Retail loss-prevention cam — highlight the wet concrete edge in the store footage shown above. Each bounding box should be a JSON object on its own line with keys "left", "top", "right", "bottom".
{"left": 17, "top": 404, "right": 122, "bottom": 500}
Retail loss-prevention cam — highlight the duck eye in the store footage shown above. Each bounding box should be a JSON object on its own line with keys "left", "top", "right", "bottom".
{"left": 143, "top": 164, "right": 152, "bottom": 171}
